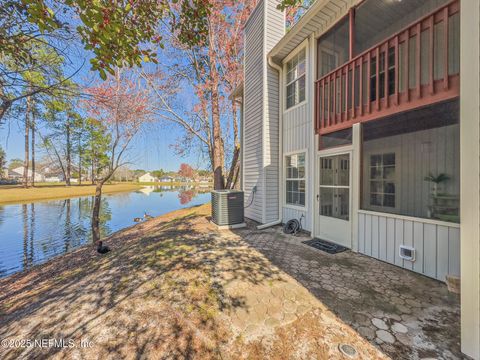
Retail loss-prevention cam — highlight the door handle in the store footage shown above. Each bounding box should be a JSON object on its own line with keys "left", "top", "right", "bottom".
{"left": 316, "top": 194, "right": 320, "bottom": 201}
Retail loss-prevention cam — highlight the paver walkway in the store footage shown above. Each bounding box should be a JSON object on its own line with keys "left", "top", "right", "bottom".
{"left": 235, "top": 223, "right": 462, "bottom": 360}
{"left": 0, "top": 204, "right": 460, "bottom": 359}
{"left": 0, "top": 204, "right": 385, "bottom": 359}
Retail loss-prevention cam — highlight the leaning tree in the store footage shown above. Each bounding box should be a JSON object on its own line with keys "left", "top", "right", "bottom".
{"left": 83, "top": 69, "right": 153, "bottom": 244}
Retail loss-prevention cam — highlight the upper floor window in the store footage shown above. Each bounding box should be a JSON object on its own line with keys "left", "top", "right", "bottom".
{"left": 286, "top": 49, "right": 306, "bottom": 109}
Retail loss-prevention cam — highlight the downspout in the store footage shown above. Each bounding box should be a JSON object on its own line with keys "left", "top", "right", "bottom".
{"left": 257, "top": 56, "right": 284, "bottom": 230}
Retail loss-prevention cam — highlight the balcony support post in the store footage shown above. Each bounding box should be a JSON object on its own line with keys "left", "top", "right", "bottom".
{"left": 429, "top": 16, "right": 435, "bottom": 95}
{"left": 443, "top": 7, "right": 450, "bottom": 90}
{"left": 416, "top": 23, "right": 421, "bottom": 99}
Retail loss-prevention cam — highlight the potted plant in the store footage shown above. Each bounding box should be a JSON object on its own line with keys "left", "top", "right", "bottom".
{"left": 424, "top": 173, "right": 450, "bottom": 218}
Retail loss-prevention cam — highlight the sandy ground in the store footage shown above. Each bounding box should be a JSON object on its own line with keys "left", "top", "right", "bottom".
{"left": 0, "top": 204, "right": 387, "bottom": 359}
{"left": 0, "top": 183, "right": 142, "bottom": 205}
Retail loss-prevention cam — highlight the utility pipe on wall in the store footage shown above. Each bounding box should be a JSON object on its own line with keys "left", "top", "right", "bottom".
{"left": 257, "top": 56, "right": 284, "bottom": 230}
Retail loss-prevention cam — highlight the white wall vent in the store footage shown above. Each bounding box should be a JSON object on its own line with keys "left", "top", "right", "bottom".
{"left": 399, "top": 245, "right": 416, "bottom": 262}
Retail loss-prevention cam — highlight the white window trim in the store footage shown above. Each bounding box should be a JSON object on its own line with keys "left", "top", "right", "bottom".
{"left": 284, "top": 41, "right": 308, "bottom": 112}
{"left": 284, "top": 150, "right": 307, "bottom": 210}
{"left": 363, "top": 150, "right": 401, "bottom": 213}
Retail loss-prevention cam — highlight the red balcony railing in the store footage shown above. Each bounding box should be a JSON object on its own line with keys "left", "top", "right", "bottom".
{"left": 315, "top": 0, "right": 460, "bottom": 135}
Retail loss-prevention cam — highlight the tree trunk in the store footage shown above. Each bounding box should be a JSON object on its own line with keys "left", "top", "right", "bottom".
{"left": 22, "top": 204, "right": 29, "bottom": 268}
{"left": 210, "top": 74, "right": 224, "bottom": 189}
{"left": 31, "top": 110, "right": 35, "bottom": 187}
{"left": 78, "top": 142, "right": 82, "bottom": 185}
{"left": 23, "top": 96, "right": 31, "bottom": 188}
{"left": 91, "top": 182, "right": 103, "bottom": 245}
{"left": 91, "top": 145, "right": 95, "bottom": 185}
{"left": 226, "top": 100, "right": 241, "bottom": 189}
{"left": 65, "top": 122, "right": 71, "bottom": 186}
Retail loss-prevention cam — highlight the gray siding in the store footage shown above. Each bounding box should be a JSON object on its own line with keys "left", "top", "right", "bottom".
{"left": 362, "top": 124, "right": 460, "bottom": 219}
{"left": 264, "top": 0, "right": 284, "bottom": 223}
{"left": 282, "top": 102, "right": 312, "bottom": 231}
{"left": 244, "top": 0, "right": 284, "bottom": 223}
{"left": 358, "top": 212, "right": 460, "bottom": 282}
{"left": 244, "top": 0, "right": 265, "bottom": 222}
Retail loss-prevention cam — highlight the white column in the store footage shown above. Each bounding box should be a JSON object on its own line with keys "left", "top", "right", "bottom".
{"left": 309, "top": 33, "right": 316, "bottom": 235}
{"left": 460, "top": 1, "right": 480, "bottom": 358}
{"left": 351, "top": 123, "right": 361, "bottom": 252}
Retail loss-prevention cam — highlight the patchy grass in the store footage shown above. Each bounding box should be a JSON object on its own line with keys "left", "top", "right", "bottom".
{"left": 0, "top": 183, "right": 143, "bottom": 205}
{"left": 0, "top": 204, "right": 387, "bottom": 360}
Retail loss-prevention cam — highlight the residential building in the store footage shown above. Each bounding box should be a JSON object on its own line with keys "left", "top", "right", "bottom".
{"left": 159, "top": 176, "right": 174, "bottom": 183}
{"left": 11, "top": 167, "right": 45, "bottom": 182}
{"left": 138, "top": 172, "right": 157, "bottom": 183}
{"left": 239, "top": 0, "right": 479, "bottom": 357}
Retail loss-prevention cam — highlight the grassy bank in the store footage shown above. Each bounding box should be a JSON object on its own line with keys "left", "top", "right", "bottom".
{"left": 0, "top": 183, "right": 143, "bottom": 205}
{"left": 0, "top": 203, "right": 384, "bottom": 360}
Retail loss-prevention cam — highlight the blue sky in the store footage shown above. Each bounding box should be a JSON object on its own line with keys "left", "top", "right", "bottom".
{"left": 0, "top": 32, "right": 209, "bottom": 173}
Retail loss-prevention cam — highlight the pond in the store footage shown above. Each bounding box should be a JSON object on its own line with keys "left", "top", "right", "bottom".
{"left": 0, "top": 186, "right": 211, "bottom": 278}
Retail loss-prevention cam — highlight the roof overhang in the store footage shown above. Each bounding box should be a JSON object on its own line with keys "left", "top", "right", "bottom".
{"left": 268, "top": 0, "right": 361, "bottom": 64}
{"left": 230, "top": 82, "right": 244, "bottom": 101}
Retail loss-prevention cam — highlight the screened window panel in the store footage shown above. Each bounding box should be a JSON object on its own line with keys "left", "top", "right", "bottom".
{"left": 448, "top": 12, "right": 460, "bottom": 75}
{"left": 420, "top": 30, "right": 430, "bottom": 85}
{"left": 361, "top": 102, "right": 460, "bottom": 223}
{"left": 434, "top": 22, "right": 445, "bottom": 81}
{"left": 408, "top": 36, "right": 417, "bottom": 89}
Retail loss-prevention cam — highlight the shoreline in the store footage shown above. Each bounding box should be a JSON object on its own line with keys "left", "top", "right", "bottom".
{"left": 0, "top": 203, "right": 208, "bottom": 283}
{"left": 0, "top": 182, "right": 212, "bottom": 206}
{"left": 0, "top": 184, "right": 143, "bottom": 206}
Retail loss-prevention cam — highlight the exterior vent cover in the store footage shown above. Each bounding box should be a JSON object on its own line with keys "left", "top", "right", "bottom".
{"left": 211, "top": 190, "right": 244, "bottom": 226}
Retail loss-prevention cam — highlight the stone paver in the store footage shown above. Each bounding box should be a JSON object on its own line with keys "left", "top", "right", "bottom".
{"left": 235, "top": 223, "right": 462, "bottom": 360}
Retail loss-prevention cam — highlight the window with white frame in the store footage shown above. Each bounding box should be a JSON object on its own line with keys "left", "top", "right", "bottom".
{"left": 286, "top": 49, "right": 306, "bottom": 109}
{"left": 369, "top": 153, "right": 396, "bottom": 208}
{"left": 286, "top": 153, "right": 306, "bottom": 206}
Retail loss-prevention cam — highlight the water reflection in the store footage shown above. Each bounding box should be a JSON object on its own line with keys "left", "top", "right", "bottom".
{"left": 0, "top": 186, "right": 210, "bottom": 277}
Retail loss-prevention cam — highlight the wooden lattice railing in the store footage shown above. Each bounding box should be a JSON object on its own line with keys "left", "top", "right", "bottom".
{"left": 315, "top": 0, "right": 460, "bottom": 135}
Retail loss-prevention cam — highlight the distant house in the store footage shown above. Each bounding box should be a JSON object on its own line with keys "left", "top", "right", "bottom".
{"left": 11, "top": 167, "right": 44, "bottom": 182}
{"left": 44, "top": 175, "right": 63, "bottom": 183}
{"left": 44, "top": 171, "right": 65, "bottom": 182}
{"left": 138, "top": 172, "right": 157, "bottom": 183}
{"left": 159, "top": 176, "right": 174, "bottom": 183}
{"left": 199, "top": 177, "right": 213, "bottom": 184}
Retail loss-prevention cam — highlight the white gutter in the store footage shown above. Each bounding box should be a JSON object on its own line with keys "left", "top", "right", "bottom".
{"left": 268, "top": 0, "right": 330, "bottom": 60}
{"left": 257, "top": 56, "right": 284, "bottom": 230}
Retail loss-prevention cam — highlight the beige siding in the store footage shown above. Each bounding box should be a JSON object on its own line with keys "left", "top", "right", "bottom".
{"left": 460, "top": 0, "right": 480, "bottom": 357}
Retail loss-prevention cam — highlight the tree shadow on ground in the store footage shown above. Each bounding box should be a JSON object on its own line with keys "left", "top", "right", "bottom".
{"left": 0, "top": 205, "right": 283, "bottom": 359}
{"left": 232, "top": 221, "right": 462, "bottom": 360}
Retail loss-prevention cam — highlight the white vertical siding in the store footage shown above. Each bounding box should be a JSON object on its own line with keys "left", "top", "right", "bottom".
{"left": 243, "top": 0, "right": 284, "bottom": 224}
{"left": 281, "top": 75, "right": 312, "bottom": 230}
{"left": 358, "top": 211, "right": 460, "bottom": 282}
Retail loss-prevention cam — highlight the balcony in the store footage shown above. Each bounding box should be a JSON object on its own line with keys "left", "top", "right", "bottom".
{"left": 314, "top": 0, "right": 459, "bottom": 135}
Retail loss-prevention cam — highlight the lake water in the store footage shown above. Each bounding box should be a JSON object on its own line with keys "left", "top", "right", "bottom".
{"left": 0, "top": 186, "right": 211, "bottom": 278}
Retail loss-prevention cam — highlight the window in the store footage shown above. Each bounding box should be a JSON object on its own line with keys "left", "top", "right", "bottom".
{"left": 319, "top": 154, "right": 350, "bottom": 220}
{"left": 369, "top": 153, "right": 396, "bottom": 208}
{"left": 286, "top": 153, "right": 306, "bottom": 206}
{"left": 286, "top": 49, "right": 306, "bottom": 109}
